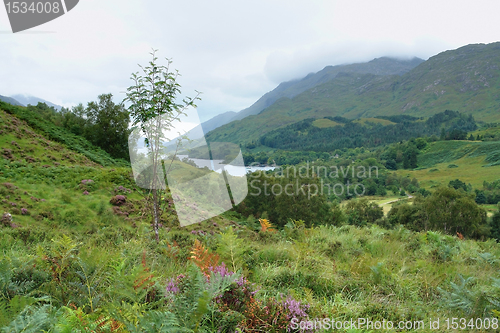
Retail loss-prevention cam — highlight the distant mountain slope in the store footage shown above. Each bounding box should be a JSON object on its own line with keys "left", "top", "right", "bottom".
{"left": 357, "top": 42, "right": 500, "bottom": 120}
{"left": 0, "top": 95, "right": 22, "bottom": 106}
{"left": 206, "top": 42, "right": 500, "bottom": 145}
{"left": 11, "top": 94, "right": 63, "bottom": 110}
{"left": 231, "top": 57, "right": 423, "bottom": 121}
{"left": 201, "top": 111, "right": 237, "bottom": 133}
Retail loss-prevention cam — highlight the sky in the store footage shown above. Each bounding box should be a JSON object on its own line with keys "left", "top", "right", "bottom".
{"left": 1, "top": 0, "right": 500, "bottom": 122}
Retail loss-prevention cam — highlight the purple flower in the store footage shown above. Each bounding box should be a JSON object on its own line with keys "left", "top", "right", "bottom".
{"left": 281, "top": 296, "right": 310, "bottom": 332}
{"left": 81, "top": 179, "right": 94, "bottom": 184}
{"left": 10, "top": 202, "right": 16, "bottom": 207}
{"left": 166, "top": 274, "right": 186, "bottom": 295}
{"left": 236, "top": 276, "right": 247, "bottom": 287}
{"left": 208, "top": 263, "right": 234, "bottom": 277}
{"left": 83, "top": 190, "right": 89, "bottom": 195}
{"left": 41, "top": 199, "right": 46, "bottom": 202}
{"left": 21, "top": 208, "right": 28, "bottom": 215}
{"left": 166, "top": 279, "right": 180, "bottom": 294}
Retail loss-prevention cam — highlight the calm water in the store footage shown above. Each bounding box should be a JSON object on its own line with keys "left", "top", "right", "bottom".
{"left": 177, "top": 155, "right": 275, "bottom": 176}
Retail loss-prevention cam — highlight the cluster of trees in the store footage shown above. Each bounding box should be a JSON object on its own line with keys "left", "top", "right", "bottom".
{"left": 238, "top": 171, "right": 336, "bottom": 227}
{"left": 379, "top": 138, "right": 427, "bottom": 170}
{"left": 27, "top": 94, "right": 131, "bottom": 160}
{"left": 258, "top": 111, "right": 477, "bottom": 152}
{"left": 445, "top": 178, "right": 500, "bottom": 205}
{"left": 387, "top": 187, "right": 488, "bottom": 239}
{"left": 475, "top": 180, "right": 500, "bottom": 205}
{"left": 338, "top": 185, "right": 494, "bottom": 240}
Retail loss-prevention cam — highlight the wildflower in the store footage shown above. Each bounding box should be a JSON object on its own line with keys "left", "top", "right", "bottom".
{"left": 21, "top": 208, "right": 28, "bottom": 215}
{"left": 110, "top": 195, "right": 126, "bottom": 206}
{"left": 208, "top": 263, "right": 234, "bottom": 277}
{"left": 165, "top": 274, "right": 186, "bottom": 295}
{"left": 83, "top": 191, "right": 89, "bottom": 195}
{"left": 281, "top": 296, "right": 310, "bottom": 332}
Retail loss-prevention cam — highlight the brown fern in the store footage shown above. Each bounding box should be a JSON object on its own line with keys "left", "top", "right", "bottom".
{"left": 189, "top": 239, "right": 220, "bottom": 276}
{"left": 259, "top": 218, "right": 276, "bottom": 233}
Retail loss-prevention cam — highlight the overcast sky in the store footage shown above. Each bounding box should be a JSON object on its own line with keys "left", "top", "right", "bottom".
{"left": 1, "top": 0, "right": 500, "bottom": 121}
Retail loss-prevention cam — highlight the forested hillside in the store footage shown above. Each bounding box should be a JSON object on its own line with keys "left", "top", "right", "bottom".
{"left": 259, "top": 110, "right": 477, "bottom": 151}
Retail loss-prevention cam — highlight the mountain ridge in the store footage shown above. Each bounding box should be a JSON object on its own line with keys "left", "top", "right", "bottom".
{"left": 206, "top": 42, "right": 500, "bottom": 145}
{"left": 230, "top": 56, "right": 424, "bottom": 122}
{"left": 0, "top": 95, "right": 22, "bottom": 106}
{"left": 10, "top": 94, "right": 63, "bottom": 110}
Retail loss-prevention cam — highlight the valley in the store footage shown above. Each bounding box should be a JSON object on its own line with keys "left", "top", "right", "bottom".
{"left": 2, "top": 42, "right": 500, "bottom": 332}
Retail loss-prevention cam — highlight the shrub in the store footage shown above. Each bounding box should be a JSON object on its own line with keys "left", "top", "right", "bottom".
{"left": 110, "top": 195, "right": 126, "bottom": 206}
{"left": 344, "top": 198, "right": 383, "bottom": 227}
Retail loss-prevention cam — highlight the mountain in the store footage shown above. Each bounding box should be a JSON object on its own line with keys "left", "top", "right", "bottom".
{"left": 163, "top": 111, "right": 238, "bottom": 151}
{"left": 0, "top": 95, "right": 22, "bottom": 106}
{"left": 201, "top": 111, "right": 237, "bottom": 134}
{"left": 206, "top": 42, "right": 500, "bottom": 145}
{"left": 230, "top": 56, "right": 424, "bottom": 122}
{"left": 10, "top": 94, "right": 63, "bottom": 110}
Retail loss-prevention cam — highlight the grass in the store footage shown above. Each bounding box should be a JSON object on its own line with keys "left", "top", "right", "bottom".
{"left": 311, "top": 118, "right": 343, "bottom": 128}
{"left": 347, "top": 196, "right": 408, "bottom": 216}
{"left": 353, "top": 117, "right": 396, "bottom": 126}
{"left": 396, "top": 141, "right": 500, "bottom": 189}
{"left": 2, "top": 103, "right": 500, "bottom": 331}
{"left": 0, "top": 102, "right": 128, "bottom": 167}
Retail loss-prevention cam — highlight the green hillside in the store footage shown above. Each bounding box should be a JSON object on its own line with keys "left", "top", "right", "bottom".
{"left": 2, "top": 96, "right": 500, "bottom": 331}
{"left": 397, "top": 140, "right": 500, "bottom": 189}
{"left": 257, "top": 111, "right": 475, "bottom": 152}
{"left": 0, "top": 101, "right": 129, "bottom": 167}
{"left": 206, "top": 42, "right": 500, "bottom": 145}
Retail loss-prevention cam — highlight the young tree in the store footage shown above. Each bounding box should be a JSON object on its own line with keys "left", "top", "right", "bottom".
{"left": 126, "top": 50, "right": 200, "bottom": 242}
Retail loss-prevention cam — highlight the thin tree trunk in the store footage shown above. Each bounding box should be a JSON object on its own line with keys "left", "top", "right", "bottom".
{"left": 152, "top": 188, "right": 160, "bottom": 243}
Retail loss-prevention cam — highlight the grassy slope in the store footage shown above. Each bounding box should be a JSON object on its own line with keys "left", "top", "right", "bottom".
{"left": 1, "top": 107, "right": 500, "bottom": 330}
{"left": 0, "top": 107, "right": 140, "bottom": 236}
{"left": 395, "top": 140, "right": 500, "bottom": 189}
{"left": 0, "top": 105, "right": 241, "bottom": 239}
{"left": 0, "top": 101, "right": 128, "bottom": 167}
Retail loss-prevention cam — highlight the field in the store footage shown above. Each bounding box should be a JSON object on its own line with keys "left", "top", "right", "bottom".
{"left": 395, "top": 141, "right": 500, "bottom": 189}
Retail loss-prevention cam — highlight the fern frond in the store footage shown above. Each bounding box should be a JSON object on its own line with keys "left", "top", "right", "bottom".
{"left": 259, "top": 219, "right": 275, "bottom": 233}
{"left": 1, "top": 304, "right": 55, "bottom": 333}
{"left": 216, "top": 227, "right": 244, "bottom": 272}
{"left": 189, "top": 240, "right": 219, "bottom": 276}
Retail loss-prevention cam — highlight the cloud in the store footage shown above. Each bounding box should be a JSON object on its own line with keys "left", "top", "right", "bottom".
{"left": 0, "top": 0, "right": 499, "bottom": 119}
